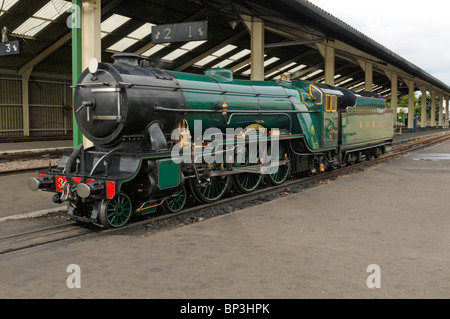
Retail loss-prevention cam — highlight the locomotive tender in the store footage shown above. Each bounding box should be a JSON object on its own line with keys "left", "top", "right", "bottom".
{"left": 28, "top": 53, "right": 393, "bottom": 228}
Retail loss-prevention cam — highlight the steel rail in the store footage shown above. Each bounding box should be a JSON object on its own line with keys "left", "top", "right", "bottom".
{"left": 1, "top": 130, "right": 449, "bottom": 254}
{"left": 0, "top": 222, "right": 96, "bottom": 255}
{"left": 107, "top": 131, "right": 450, "bottom": 234}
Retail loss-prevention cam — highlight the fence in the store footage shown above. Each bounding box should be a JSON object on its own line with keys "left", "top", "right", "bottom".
{"left": 0, "top": 75, "right": 73, "bottom": 137}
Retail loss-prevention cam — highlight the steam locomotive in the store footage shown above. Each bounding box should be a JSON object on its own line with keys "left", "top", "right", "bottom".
{"left": 28, "top": 53, "right": 393, "bottom": 228}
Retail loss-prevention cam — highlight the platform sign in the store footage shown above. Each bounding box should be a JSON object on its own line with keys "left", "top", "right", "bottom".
{"left": 152, "top": 21, "right": 208, "bottom": 44}
{"left": 0, "top": 40, "right": 20, "bottom": 56}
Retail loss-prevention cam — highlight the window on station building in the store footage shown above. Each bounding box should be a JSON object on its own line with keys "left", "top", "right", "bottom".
{"left": 101, "top": 14, "right": 131, "bottom": 34}
{"left": 336, "top": 77, "right": 353, "bottom": 86}
{"left": 194, "top": 44, "right": 238, "bottom": 67}
{"left": 0, "top": 0, "right": 20, "bottom": 17}
{"left": 348, "top": 81, "right": 365, "bottom": 90}
{"left": 301, "top": 69, "right": 323, "bottom": 81}
{"left": 241, "top": 55, "right": 275, "bottom": 76}
{"left": 263, "top": 57, "right": 280, "bottom": 67}
{"left": 212, "top": 49, "right": 251, "bottom": 69}
{"left": 107, "top": 22, "right": 157, "bottom": 52}
{"left": 12, "top": 0, "right": 71, "bottom": 37}
{"left": 141, "top": 44, "right": 167, "bottom": 57}
{"left": 265, "top": 62, "right": 297, "bottom": 79}
{"left": 271, "top": 64, "right": 307, "bottom": 80}
{"left": 161, "top": 40, "right": 207, "bottom": 62}
{"left": 234, "top": 63, "right": 250, "bottom": 73}
{"left": 108, "top": 38, "right": 139, "bottom": 52}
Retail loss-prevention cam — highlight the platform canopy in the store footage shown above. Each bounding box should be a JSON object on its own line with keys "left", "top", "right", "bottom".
{"left": 1, "top": 0, "right": 450, "bottom": 100}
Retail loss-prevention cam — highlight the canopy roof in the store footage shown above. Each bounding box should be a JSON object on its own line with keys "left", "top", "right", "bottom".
{"left": 1, "top": 0, "right": 448, "bottom": 98}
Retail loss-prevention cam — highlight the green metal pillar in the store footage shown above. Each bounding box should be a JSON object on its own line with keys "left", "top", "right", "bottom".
{"left": 72, "top": 0, "right": 83, "bottom": 149}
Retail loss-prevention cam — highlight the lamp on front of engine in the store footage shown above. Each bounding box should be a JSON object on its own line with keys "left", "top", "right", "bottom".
{"left": 76, "top": 181, "right": 104, "bottom": 198}
{"left": 1, "top": 27, "right": 8, "bottom": 43}
{"left": 27, "top": 176, "right": 54, "bottom": 191}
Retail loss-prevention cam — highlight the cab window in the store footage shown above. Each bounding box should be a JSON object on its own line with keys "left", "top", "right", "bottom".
{"left": 326, "top": 95, "right": 337, "bottom": 112}
{"left": 309, "top": 85, "right": 323, "bottom": 105}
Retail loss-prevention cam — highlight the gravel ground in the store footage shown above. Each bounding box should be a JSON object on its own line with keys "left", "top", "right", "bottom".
{"left": 0, "top": 157, "right": 61, "bottom": 172}
{"left": 116, "top": 161, "right": 389, "bottom": 237}
{"left": 28, "top": 154, "right": 394, "bottom": 236}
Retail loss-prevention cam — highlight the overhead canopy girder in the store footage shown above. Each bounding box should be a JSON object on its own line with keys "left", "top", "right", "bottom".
{"left": 1, "top": 0, "right": 449, "bottom": 103}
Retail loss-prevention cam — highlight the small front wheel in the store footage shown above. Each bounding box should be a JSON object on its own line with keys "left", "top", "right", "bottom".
{"left": 98, "top": 192, "right": 133, "bottom": 228}
{"left": 162, "top": 186, "right": 187, "bottom": 213}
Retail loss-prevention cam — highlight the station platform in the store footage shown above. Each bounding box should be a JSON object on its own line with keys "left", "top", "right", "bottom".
{"left": 392, "top": 127, "right": 450, "bottom": 145}
{"left": 0, "top": 139, "right": 72, "bottom": 155}
{"left": 0, "top": 128, "right": 449, "bottom": 154}
{"left": 0, "top": 131, "right": 449, "bottom": 298}
{"left": 0, "top": 128, "right": 449, "bottom": 221}
{"left": 0, "top": 128, "right": 448, "bottom": 153}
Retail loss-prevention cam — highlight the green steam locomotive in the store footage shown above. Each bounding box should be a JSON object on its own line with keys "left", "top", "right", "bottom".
{"left": 28, "top": 53, "right": 393, "bottom": 228}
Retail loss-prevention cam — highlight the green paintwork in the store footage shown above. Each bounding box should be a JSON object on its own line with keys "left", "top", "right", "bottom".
{"left": 71, "top": 0, "right": 83, "bottom": 149}
{"left": 170, "top": 70, "right": 293, "bottom": 133}
{"left": 163, "top": 187, "right": 187, "bottom": 213}
{"left": 169, "top": 69, "right": 394, "bottom": 153}
{"left": 138, "top": 201, "right": 157, "bottom": 214}
{"left": 323, "top": 111, "right": 338, "bottom": 148}
{"left": 169, "top": 70, "right": 323, "bottom": 151}
{"left": 293, "top": 83, "right": 322, "bottom": 149}
{"left": 111, "top": 70, "right": 393, "bottom": 201}
{"left": 109, "top": 70, "right": 393, "bottom": 201}
{"left": 288, "top": 81, "right": 393, "bottom": 151}
{"left": 157, "top": 159, "right": 181, "bottom": 190}
{"left": 341, "top": 107, "right": 394, "bottom": 148}
{"left": 104, "top": 193, "right": 132, "bottom": 227}
{"left": 355, "top": 97, "right": 386, "bottom": 108}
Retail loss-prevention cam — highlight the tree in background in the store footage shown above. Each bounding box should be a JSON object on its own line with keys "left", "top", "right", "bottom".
{"left": 388, "top": 93, "right": 439, "bottom": 125}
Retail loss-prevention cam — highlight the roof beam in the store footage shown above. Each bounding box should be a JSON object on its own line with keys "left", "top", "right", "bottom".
{"left": 291, "top": 62, "right": 323, "bottom": 80}
{"left": 264, "top": 49, "right": 315, "bottom": 77}
{"left": 101, "top": 0, "right": 125, "bottom": 15}
{"left": 16, "top": 0, "right": 121, "bottom": 76}
{"left": 264, "top": 38, "right": 324, "bottom": 49}
{"left": 175, "top": 31, "right": 247, "bottom": 71}
{"left": 266, "top": 22, "right": 448, "bottom": 93}
{"left": 229, "top": 57, "right": 251, "bottom": 72}
{"left": 18, "top": 32, "right": 71, "bottom": 75}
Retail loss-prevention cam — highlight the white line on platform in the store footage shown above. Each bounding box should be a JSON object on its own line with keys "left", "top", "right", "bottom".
{"left": 0, "top": 207, "right": 67, "bottom": 223}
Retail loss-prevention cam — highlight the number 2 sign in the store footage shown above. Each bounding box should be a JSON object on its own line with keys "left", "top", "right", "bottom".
{"left": 151, "top": 21, "right": 208, "bottom": 44}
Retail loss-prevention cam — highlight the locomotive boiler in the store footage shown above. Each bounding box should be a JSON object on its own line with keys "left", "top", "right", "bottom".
{"left": 28, "top": 53, "right": 394, "bottom": 228}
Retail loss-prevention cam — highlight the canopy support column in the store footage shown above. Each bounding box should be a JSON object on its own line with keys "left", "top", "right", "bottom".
{"left": 79, "top": 0, "right": 101, "bottom": 149}
{"left": 420, "top": 87, "right": 427, "bottom": 131}
{"left": 21, "top": 67, "right": 33, "bottom": 137}
{"left": 430, "top": 89, "right": 436, "bottom": 128}
{"left": 242, "top": 15, "right": 265, "bottom": 81}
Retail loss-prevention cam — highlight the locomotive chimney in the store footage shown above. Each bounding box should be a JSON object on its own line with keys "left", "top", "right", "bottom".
{"left": 112, "top": 52, "right": 140, "bottom": 66}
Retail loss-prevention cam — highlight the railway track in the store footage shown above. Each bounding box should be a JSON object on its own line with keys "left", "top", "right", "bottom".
{"left": 116, "top": 130, "right": 450, "bottom": 234}
{"left": 0, "top": 149, "right": 68, "bottom": 177}
{"left": 0, "top": 135, "right": 72, "bottom": 144}
{"left": 0, "top": 222, "right": 96, "bottom": 255}
{"left": 0, "top": 166, "right": 50, "bottom": 177}
{"left": 1, "top": 131, "right": 450, "bottom": 255}
{"left": 0, "top": 149, "right": 68, "bottom": 162}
